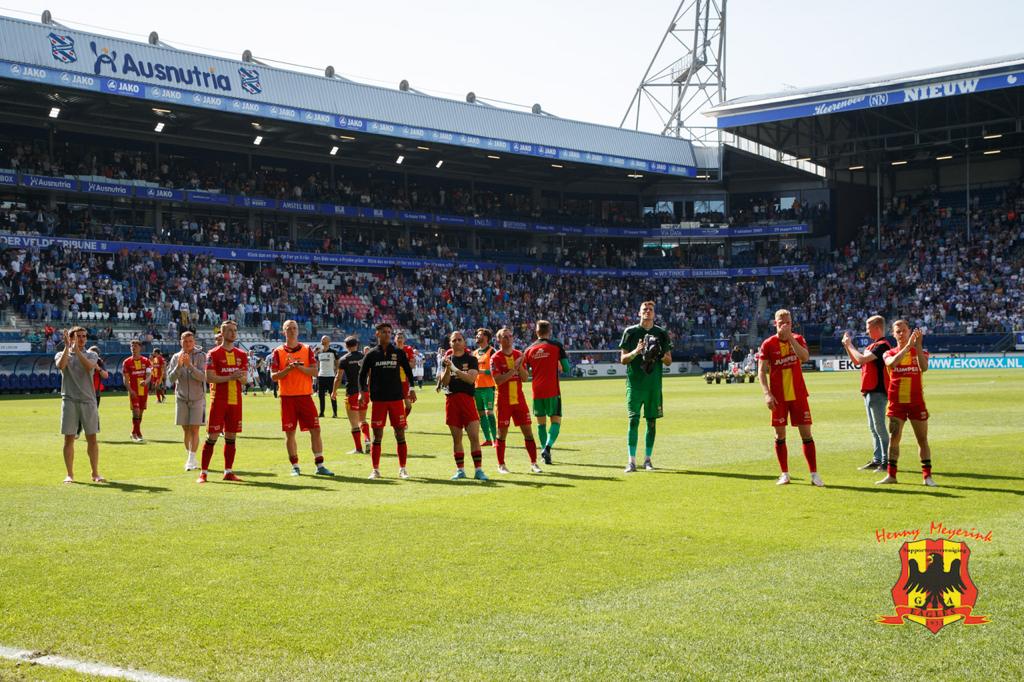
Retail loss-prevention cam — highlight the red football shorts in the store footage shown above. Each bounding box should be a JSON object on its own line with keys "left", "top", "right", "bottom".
{"left": 346, "top": 393, "right": 369, "bottom": 412}
{"left": 130, "top": 393, "right": 149, "bottom": 411}
{"left": 771, "top": 396, "right": 812, "bottom": 426}
{"left": 281, "top": 394, "right": 320, "bottom": 432}
{"left": 445, "top": 392, "right": 480, "bottom": 428}
{"left": 208, "top": 401, "right": 243, "bottom": 434}
{"left": 887, "top": 401, "right": 929, "bottom": 421}
{"left": 497, "top": 403, "right": 531, "bottom": 429}
{"left": 371, "top": 399, "right": 407, "bottom": 429}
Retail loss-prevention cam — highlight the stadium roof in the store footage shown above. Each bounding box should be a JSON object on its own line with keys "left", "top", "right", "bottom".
{"left": 0, "top": 14, "right": 704, "bottom": 177}
{"left": 707, "top": 53, "right": 1024, "bottom": 127}
{"left": 705, "top": 53, "right": 1024, "bottom": 173}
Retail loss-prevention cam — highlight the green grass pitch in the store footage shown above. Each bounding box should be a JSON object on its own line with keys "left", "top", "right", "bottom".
{"left": 1, "top": 370, "right": 1022, "bottom": 680}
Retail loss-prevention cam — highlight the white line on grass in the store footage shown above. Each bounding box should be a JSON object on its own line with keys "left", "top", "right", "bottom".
{"left": 0, "top": 645, "right": 190, "bottom": 682}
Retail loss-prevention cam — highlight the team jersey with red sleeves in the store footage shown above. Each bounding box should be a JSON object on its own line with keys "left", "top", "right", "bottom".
{"left": 758, "top": 334, "right": 809, "bottom": 402}
{"left": 524, "top": 338, "right": 566, "bottom": 400}
{"left": 884, "top": 346, "right": 928, "bottom": 405}
{"left": 491, "top": 349, "right": 527, "bottom": 409}
{"left": 208, "top": 345, "right": 248, "bottom": 407}
{"left": 399, "top": 346, "right": 415, "bottom": 382}
{"left": 150, "top": 355, "right": 165, "bottom": 382}
{"left": 122, "top": 356, "right": 151, "bottom": 396}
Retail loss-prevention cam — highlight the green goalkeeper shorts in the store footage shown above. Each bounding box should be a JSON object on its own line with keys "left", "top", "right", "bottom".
{"left": 474, "top": 386, "right": 495, "bottom": 413}
{"left": 532, "top": 396, "right": 562, "bottom": 418}
{"left": 626, "top": 385, "right": 663, "bottom": 420}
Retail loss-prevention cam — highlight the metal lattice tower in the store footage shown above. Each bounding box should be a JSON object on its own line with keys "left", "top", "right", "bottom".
{"left": 620, "top": 0, "right": 727, "bottom": 146}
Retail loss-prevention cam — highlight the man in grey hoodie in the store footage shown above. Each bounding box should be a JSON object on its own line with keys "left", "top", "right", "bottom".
{"left": 168, "top": 330, "right": 208, "bottom": 471}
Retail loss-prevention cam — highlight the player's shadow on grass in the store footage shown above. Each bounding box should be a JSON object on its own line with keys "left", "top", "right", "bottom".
{"left": 562, "top": 462, "right": 633, "bottom": 470}
{"left": 413, "top": 476, "right": 573, "bottom": 489}
{"left": 935, "top": 471, "right": 1024, "bottom": 482}
{"left": 225, "top": 470, "right": 277, "bottom": 478}
{"left": 939, "top": 483, "right": 1024, "bottom": 496}
{"left": 241, "top": 476, "right": 395, "bottom": 491}
{"left": 98, "top": 480, "right": 172, "bottom": 493}
{"left": 670, "top": 469, "right": 776, "bottom": 481}
{"left": 542, "top": 470, "right": 619, "bottom": 482}
{"left": 823, "top": 483, "right": 961, "bottom": 498}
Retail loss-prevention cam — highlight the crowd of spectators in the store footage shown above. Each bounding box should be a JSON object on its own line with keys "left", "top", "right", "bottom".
{"left": 4, "top": 180, "right": 1022, "bottom": 351}
{"left": 5, "top": 136, "right": 654, "bottom": 229}
{"left": 764, "top": 183, "right": 1024, "bottom": 337}
{"left": 0, "top": 241, "right": 758, "bottom": 351}
{"left": 4, "top": 132, "right": 1021, "bottom": 348}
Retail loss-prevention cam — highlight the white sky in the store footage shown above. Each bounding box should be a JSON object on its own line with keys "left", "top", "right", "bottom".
{"left": 3, "top": 0, "right": 1023, "bottom": 130}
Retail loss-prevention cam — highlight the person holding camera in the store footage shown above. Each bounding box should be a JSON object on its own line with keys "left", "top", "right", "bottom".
{"left": 618, "top": 301, "right": 673, "bottom": 473}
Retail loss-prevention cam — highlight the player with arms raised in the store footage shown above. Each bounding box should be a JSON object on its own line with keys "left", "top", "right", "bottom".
{"left": 876, "top": 320, "right": 936, "bottom": 487}
{"left": 271, "top": 320, "right": 333, "bottom": 477}
{"left": 758, "top": 309, "right": 824, "bottom": 487}
{"left": 359, "top": 323, "right": 416, "bottom": 479}
{"left": 524, "top": 320, "right": 570, "bottom": 465}
{"left": 199, "top": 321, "right": 245, "bottom": 483}
{"left": 122, "top": 340, "right": 152, "bottom": 442}
{"left": 490, "top": 327, "right": 542, "bottom": 473}
{"left": 618, "top": 301, "right": 673, "bottom": 472}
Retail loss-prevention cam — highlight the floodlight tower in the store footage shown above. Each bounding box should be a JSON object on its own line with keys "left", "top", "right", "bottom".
{"left": 620, "top": 0, "right": 727, "bottom": 146}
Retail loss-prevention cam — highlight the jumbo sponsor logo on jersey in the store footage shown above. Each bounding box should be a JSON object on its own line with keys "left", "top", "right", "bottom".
{"left": 374, "top": 354, "right": 399, "bottom": 370}
{"left": 891, "top": 360, "right": 922, "bottom": 376}
{"left": 904, "top": 78, "right": 979, "bottom": 102}
{"left": 772, "top": 351, "right": 798, "bottom": 368}
{"left": 79, "top": 39, "right": 249, "bottom": 94}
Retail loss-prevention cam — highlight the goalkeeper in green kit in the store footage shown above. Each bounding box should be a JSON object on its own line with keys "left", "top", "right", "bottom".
{"left": 619, "top": 301, "right": 673, "bottom": 472}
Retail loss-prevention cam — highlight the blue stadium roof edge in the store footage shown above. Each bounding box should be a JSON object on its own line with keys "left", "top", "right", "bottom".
{"left": 0, "top": 13, "right": 702, "bottom": 176}
{"left": 706, "top": 52, "right": 1024, "bottom": 128}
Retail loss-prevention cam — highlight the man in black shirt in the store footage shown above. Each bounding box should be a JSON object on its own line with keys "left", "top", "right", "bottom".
{"left": 842, "top": 315, "right": 893, "bottom": 471}
{"left": 438, "top": 330, "right": 488, "bottom": 481}
{"left": 359, "top": 323, "right": 416, "bottom": 479}
{"left": 333, "top": 336, "right": 369, "bottom": 455}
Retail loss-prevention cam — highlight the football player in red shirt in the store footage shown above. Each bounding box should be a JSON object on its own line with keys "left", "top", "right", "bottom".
{"left": 758, "top": 309, "right": 823, "bottom": 487}
{"left": 395, "top": 331, "right": 416, "bottom": 416}
{"left": 122, "top": 340, "right": 152, "bottom": 442}
{"left": 491, "top": 327, "right": 542, "bottom": 473}
{"left": 523, "top": 320, "right": 570, "bottom": 465}
{"left": 199, "top": 321, "right": 246, "bottom": 483}
{"left": 438, "top": 330, "right": 487, "bottom": 481}
{"left": 149, "top": 348, "right": 167, "bottom": 403}
{"left": 876, "top": 320, "right": 935, "bottom": 486}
